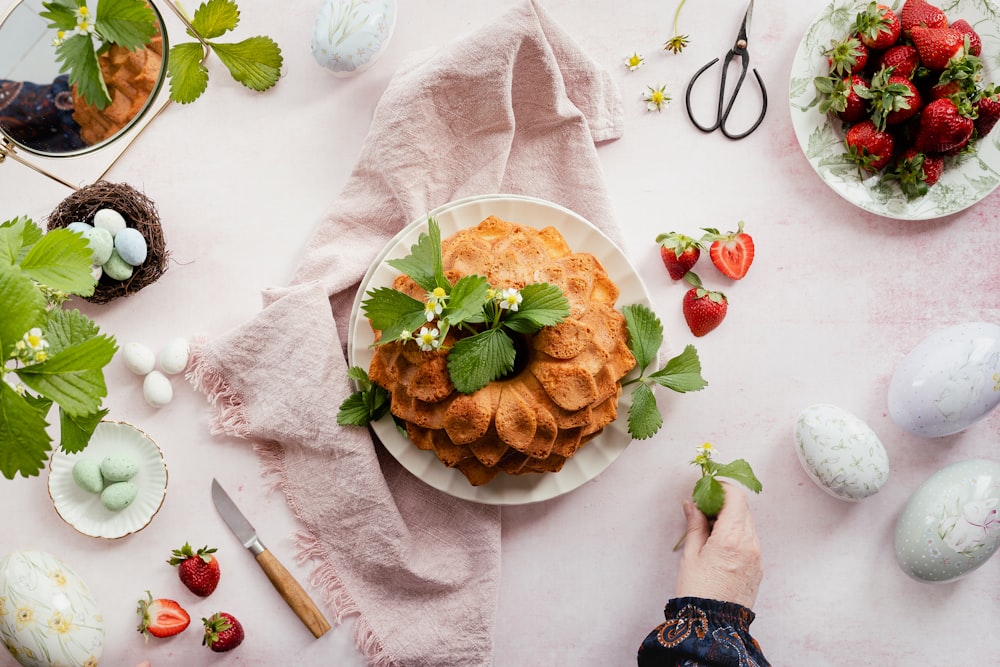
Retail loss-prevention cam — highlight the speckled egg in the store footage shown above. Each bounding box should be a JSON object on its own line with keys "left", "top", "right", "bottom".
{"left": 102, "top": 250, "right": 133, "bottom": 281}
{"left": 114, "top": 227, "right": 147, "bottom": 266}
{"left": 71, "top": 458, "right": 104, "bottom": 493}
{"left": 311, "top": 0, "right": 396, "bottom": 76}
{"left": 894, "top": 459, "right": 1000, "bottom": 583}
{"left": 158, "top": 337, "right": 189, "bottom": 375}
{"left": 122, "top": 341, "right": 156, "bottom": 375}
{"left": 143, "top": 370, "right": 173, "bottom": 407}
{"left": 888, "top": 322, "right": 1000, "bottom": 437}
{"left": 67, "top": 222, "right": 113, "bottom": 266}
{"left": 92, "top": 208, "right": 126, "bottom": 237}
{"left": 0, "top": 550, "right": 104, "bottom": 666}
{"left": 100, "top": 454, "right": 137, "bottom": 482}
{"left": 101, "top": 481, "right": 138, "bottom": 511}
{"left": 794, "top": 404, "right": 889, "bottom": 501}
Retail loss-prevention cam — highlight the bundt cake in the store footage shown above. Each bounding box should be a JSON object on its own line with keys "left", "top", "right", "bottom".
{"left": 368, "top": 216, "right": 636, "bottom": 486}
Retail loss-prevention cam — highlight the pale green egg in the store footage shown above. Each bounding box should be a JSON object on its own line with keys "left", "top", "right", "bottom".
{"left": 100, "top": 454, "right": 137, "bottom": 482}
{"left": 101, "top": 481, "right": 138, "bottom": 511}
{"left": 71, "top": 458, "right": 104, "bottom": 493}
{"left": 103, "top": 250, "right": 134, "bottom": 281}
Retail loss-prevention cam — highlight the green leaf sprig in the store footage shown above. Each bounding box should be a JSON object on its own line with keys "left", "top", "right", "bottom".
{"left": 689, "top": 442, "right": 762, "bottom": 518}
{"left": 621, "top": 304, "right": 708, "bottom": 440}
{"left": 0, "top": 217, "right": 118, "bottom": 479}
{"left": 167, "top": 0, "right": 283, "bottom": 104}
{"left": 336, "top": 367, "right": 390, "bottom": 427}
{"left": 41, "top": 0, "right": 159, "bottom": 109}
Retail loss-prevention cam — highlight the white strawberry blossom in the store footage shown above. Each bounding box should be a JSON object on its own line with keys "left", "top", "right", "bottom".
{"left": 424, "top": 286, "right": 448, "bottom": 321}
{"left": 14, "top": 328, "right": 49, "bottom": 365}
{"left": 497, "top": 288, "right": 522, "bottom": 312}
{"left": 416, "top": 326, "right": 440, "bottom": 352}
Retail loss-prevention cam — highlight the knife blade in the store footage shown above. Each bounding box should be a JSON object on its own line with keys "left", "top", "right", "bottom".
{"left": 211, "top": 478, "right": 331, "bottom": 638}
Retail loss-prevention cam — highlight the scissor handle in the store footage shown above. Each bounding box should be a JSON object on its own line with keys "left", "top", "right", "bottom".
{"left": 684, "top": 49, "right": 768, "bottom": 140}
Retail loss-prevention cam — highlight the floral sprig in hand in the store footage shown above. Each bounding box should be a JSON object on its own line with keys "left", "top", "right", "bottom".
{"left": 689, "top": 442, "right": 762, "bottom": 517}
{"left": 664, "top": 0, "right": 690, "bottom": 54}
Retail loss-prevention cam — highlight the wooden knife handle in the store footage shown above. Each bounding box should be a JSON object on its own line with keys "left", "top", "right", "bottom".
{"left": 255, "top": 548, "right": 331, "bottom": 638}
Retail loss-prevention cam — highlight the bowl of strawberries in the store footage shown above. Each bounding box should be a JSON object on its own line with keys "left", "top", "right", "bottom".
{"left": 789, "top": 0, "right": 1000, "bottom": 220}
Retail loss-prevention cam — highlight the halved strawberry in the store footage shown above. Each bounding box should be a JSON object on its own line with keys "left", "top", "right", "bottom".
{"left": 845, "top": 120, "right": 896, "bottom": 173}
{"left": 137, "top": 591, "right": 190, "bottom": 640}
{"left": 655, "top": 232, "right": 702, "bottom": 280}
{"left": 899, "top": 0, "right": 948, "bottom": 36}
{"left": 855, "top": 3, "right": 901, "bottom": 51}
{"left": 910, "top": 25, "right": 966, "bottom": 70}
{"left": 700, "top": 221, "right": 754, "bottom": 280}
{"left": 682, "top": 273, "right": 728, "bottom": 337}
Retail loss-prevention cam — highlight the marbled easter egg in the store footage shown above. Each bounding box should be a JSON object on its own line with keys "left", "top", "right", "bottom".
{"left": 311, "top": 0, "right": 396, "bottom": 76}
{"left": 888, "top": 322, "right": 1000, "bottom": 437}
{"left": 0, "top": 550, "right": 104, "bottom": 667}
{"left": 894, "top": 459, "right": 1000, "bottom": 583}
{"left": 794, "top": 404, "right": 889, "bottom": 501}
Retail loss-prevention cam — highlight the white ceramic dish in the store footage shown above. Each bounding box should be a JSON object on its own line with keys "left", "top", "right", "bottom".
{"left": 348, "top": 194, "right": 652, "bottom": 505}
{"left": 48, "top": 421, "right": 168, "bottom": 538}
{"left": 788, "top": 0, "right": 1000, "bottom": 220}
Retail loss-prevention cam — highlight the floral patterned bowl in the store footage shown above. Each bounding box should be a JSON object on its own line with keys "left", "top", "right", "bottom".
{"left": 788, "top": 0, "right": 1000, "bottom": 220}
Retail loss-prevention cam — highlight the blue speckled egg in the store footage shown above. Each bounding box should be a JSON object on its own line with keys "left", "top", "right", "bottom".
{"left": 114, "top": 227, "right": 148, "bottom": 266}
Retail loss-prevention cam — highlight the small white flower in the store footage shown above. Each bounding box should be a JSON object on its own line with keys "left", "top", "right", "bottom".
{"left": 424, "top": 286, "right": 448, "bottom": 321}
{"left": 14, "top": 328, "right": 49, "bottom": 364}
{"left": 692, "top": 442, "right": 716, "bottom": 466}
{"left": 497, "top": 288, "right": 522, "bottom": 312}
{"left": 416, "top": 326, "right": 440, "bottom": 352}
{"left": 52, "top": 30, "right": 67, "bottom": 46}
{"left": 399, "top": 330, "right": 412, "bottom": 341}
{"left": 625, "top": 52, "right": 645, "bottom": 72}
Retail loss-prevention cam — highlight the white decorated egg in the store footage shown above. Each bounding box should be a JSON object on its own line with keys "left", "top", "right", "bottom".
{"left": 0, "top": 550, "right": 104, "bottom": 667}
{"left": 894, "top": 459, "right": 1000, "bottom": 583}
{"left": 158, "top": 337, "right": 189, "bottom": 375}
{"left": 143, "top": 370, "right": 173, "bottom": 408}
{"left": 793, "top": 404, "right": 889, "bottom": 501}
{"left": 114, "top": 227, "right": 147, "bottom": 266}
{"left": 122, "top": 342, "right": 156, "bottom": 375}
{"left": 888, "top": 322, "right": 1000, "bottom": 437}
{"left": 92, "top": 208, "right": 126, "bottom": 237}
{"left": 311, "top": 0, "right": 396, "bottom": 76}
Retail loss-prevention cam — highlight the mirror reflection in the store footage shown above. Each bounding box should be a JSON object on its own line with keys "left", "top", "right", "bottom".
{"left": 0, "top": 0, "right": 167, "bottom": 157}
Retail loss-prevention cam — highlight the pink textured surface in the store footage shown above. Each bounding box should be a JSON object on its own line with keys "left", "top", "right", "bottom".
{"left": 1, "top": 1, "right": 998, "bottom": 665}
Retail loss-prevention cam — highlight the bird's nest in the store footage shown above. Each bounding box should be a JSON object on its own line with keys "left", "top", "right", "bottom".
{"left": 47, "top": 181, "right": 168, "bottom": 304}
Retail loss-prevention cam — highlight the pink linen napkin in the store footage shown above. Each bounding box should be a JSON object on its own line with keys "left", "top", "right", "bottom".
{"left": 187, "top": 1, "right": 623, "bottom": 665}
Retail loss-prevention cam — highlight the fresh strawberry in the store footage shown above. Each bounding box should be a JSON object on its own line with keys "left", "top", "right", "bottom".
{"left": 950, "top": 19, "right": 982, "bottom": 56}
{"left": 815, "top": 74, "right": 870, "bottom": 123}
{"left": 169, "top": 543, "right": 220, "bottom": 597}
{"left": 136, "top": 591, "right": 190, "bottom": 640}
{"left": 681, "top": 273, "right": 728, "bottom": 338}
{"left": 974, "top": 88, "right": 1000, "bottom": 138}
{"left": 825, "top": 35, "right": 869, "bottom": 75}
{"left": 886, "top": 148, "right": 944, "bottom": 198}
{"left": 655, "top": 232, "right": 702, "bottom": 280}
{"left": 928, "top": 55, "right": 984, "bottom": 101}
{"left": 874, "top": 44, "right": 920, "bottom": 79}
{"left": 910, "top": 25, "right": 966, "bottom": 70}
{"left": 861, "top": 67, "right": 921, "bottom": 129}
{"left": 202, "top": 612, "right": 245, "bottom": 652}
{"left": 855, "top": 3, "right": 901, "bottom": 51}
{"left": 700, "top": 221, "right": 754, "bottom": 280}
{"left": 915, "top": 97, "right": 975, "bottom": 153}
{"left": 899, "top": 0, "right": 948, "bottom": 36}
{"left": 844, "top": 120, "right": 896, "bottom": 173}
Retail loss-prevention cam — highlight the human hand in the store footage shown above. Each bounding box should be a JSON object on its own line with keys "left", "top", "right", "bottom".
{"left": 674, "top": 482, "right": 762, "bottom": 609}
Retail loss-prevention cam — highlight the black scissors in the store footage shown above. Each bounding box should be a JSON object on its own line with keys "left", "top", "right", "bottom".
{"left": 684, "top": 0, "right": 767, "bottom": 140}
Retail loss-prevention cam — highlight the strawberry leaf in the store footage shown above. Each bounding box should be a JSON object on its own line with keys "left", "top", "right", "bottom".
{"left": 19, "top": 228, "right": 96, "bottom": 296}
{"left": 167, "top": 42, "right": 210, "bottom": 104}
{"left": 39, "top": 0, "right": 78, "bottom": 31}
{"left": 622, "top": 303, "right": 662, "bottom": 373}
{"left": 59, "top": 406, "right": 109, "bottom": 454}
{"left": 447, "top": 329, "right": 515, "bottom": 394}
{"left": 387, "top": 219, "right": 446, "bottom": 293}
{"left": 190, "top": 0, "right": 241, "bottom": 39}
{"left": 361, "top": 287, "right": 426, "bottom": 342}
{"left": 627, "top": 382, "right": 661, "bottom": 440}
{"left": 0, "top": 383, "right": 52, "bottom": 480}
{"left": 442, "top": 275, "right": 490, "bottom": 327}
{"left": 54, "top": 33, "right": 110, "bottom": 109}
{"left": 648, "top": 345, "right": 707, "bottom": 393}
{"left": 0, "top": 267, "right": 47, "bottom": 360}
{"left": 209, "top": 36, "right": 283, "bottom": 92}
{"left": 714, "top": 459, "right": 763, "bottom": 494}
{"left": 503, "top": 283, "right": 569, "bottom": 334}
{"left": 95, "top": 0, "right": 158, "bottom": 50}
{"left": 337, "top": 367, "right": 390, "bottom": 426}
{"left": 692, "top": 475, "right": 726, "bottom": 518}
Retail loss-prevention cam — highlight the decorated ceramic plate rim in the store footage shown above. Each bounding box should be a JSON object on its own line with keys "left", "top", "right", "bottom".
{"left": 47, "top": 420, "right": 168, "bottom": 539}
{"left": 348, "top": 194, "right": 653, "bottom": 505}
{"left": 788, "top": 0, "right": 1000, "bottom": 220}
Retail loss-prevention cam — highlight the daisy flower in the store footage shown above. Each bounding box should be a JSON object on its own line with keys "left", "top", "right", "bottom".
{"left": 643, "top": 84, "right": 671, "bottom": 112}
{"left": 416, "top": 326, "right": 441, "bottom": 352}
{"left": 625, "top": 52, "right": 645, "bottom": 72}
{"left": 497, "top": 288, "right": 522, "bottom": 312}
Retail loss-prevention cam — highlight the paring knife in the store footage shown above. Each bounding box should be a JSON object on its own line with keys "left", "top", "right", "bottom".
{"left": 211, "top": 478, "right": 331, "bottom": 638}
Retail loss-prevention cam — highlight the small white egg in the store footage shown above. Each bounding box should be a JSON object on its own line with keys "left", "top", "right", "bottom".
{"left": 114, "top": 227, "right": 148, "bottom": 266}
{"left": 66, "top": 221, "right": 92, "bottom": 234}
{"left": 91, "top": 264, "right": 103, "bottom": 281}
{"left": 794, "top": 404, "right": 889, "bottom": 501}
{"left": 122, "top": 341, "right": 156, "bottom": 375}
{"left": 93, "top": 208, "right": 127, "bottom": 236}
{"left": 888, "top": 322, "right": 1000, "bottom": 437}
{"left": 894, "top": 459, "right": 1000, "bottom": 582}
{"left": 143, "top": 370, "right": 173, "bottom": 408}
{"left": 103, "top": 250, "right": 134, "bottom": 281}
{"left": 158, "top": 337, "right": 189, "bottom": 375}
{"left": 311, "top": 0, "right": 396, "bottom": 76}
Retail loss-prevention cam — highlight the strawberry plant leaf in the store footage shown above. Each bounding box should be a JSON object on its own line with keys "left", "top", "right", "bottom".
{"left": 361, "top": 287, "right": 426, "bottom": 341}
{"left": 622, "top": 304, "right": 662, "bottom": 373}
{"left": 504, "top": 283, "right": 569, "bottom": 333}
{"left": 39, "top": 0, "right": 78, "bottom": 31}
{"left": 19, "top": 228, "right": 95, "bottom": 296}
{"left": 337, "top": 367, "right": 389, "bottom": 426}
{"left": 191, "top": 0, "right": 241, "bottom": 39}
{"left": 54, "top": 33, "right": 110, "bottom": 109}
{"left": 442, "top": 275, "right": 490, "bottom": 327}
{"left": 95, "top": 0, "right": 158, "bottom": 50}
{"left": 627, "top": 382, "right": 661, "bottom": 440}
{"left": 0, "top": 383, "right": 52, "bottom": 479}
{"left": 0, "top": 217, "right": 42, "bottom": 266}
{"left": 692, "top": 474, "right": 726, "bottom": 518}
{"left": 59, "top": 406, "right": 109, "bottom": 454}
{"left": 387, "top": 219, "right": 446, "bottom": 293}
{"left": 0, "top": 267, "right": 47, "bottom": 360}
{"left": 448, "top": 328, "right": 515, "bottom": 394}
{"left": 210, "top": 36, "right": 283, "bottom": 92}
{"left": 714, "top": 459, "right": 763, "bottom": 494}
{"left": 648, "top": 344, "right": 708, "bottom": 393}
{"left": 167, "top": 42, "right": 210, "bottom": 104}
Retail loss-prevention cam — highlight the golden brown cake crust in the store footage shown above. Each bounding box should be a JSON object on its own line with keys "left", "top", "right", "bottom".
{"left": 369, "top": 216, "right": 636, "bottom": 485}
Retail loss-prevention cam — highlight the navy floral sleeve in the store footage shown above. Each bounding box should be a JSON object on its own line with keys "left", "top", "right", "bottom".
{"left": 637, "top": 597, "right": 770, "bottom": 667}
